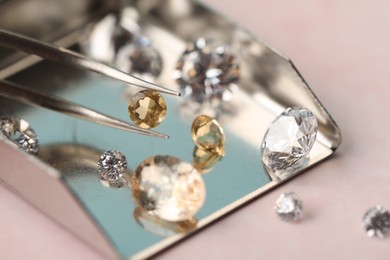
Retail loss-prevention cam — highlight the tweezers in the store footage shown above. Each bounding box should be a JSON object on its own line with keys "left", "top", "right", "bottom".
{"left": 0, "top": 29, "right": 180, "bottom": 139}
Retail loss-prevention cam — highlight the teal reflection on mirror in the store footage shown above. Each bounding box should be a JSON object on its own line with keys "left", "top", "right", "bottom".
{"left": 7, "top": 61, "right": 271, "bottom": 259}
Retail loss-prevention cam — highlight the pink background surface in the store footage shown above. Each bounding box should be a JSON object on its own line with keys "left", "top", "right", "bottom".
{"left": 1, "top": 0, "right": 390, "bottom": 259}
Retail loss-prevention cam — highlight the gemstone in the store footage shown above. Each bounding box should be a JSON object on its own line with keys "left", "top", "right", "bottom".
{"left": 363, "top": 205, "right": 390, "bottom": 238}
{"left": 275, "top": 192, "right": 303, "bottom": 222}
{"left": 131, "top": 155, "right": 206, "bottom": 222}
{"left": 191, "top": 115, "right": 225, "bottom": 153}
{"left": 174, "top": 38, "right": 240, "bottom": 105}
{"left": 128, "top": 90, "right": 167, "bottom": 129}
{"left": 261, "top": 106, "right": 318, "bottom": 177}
{"left": 116, "top": 37, "right": 163, "bottom": 78}
{"left": 97, "top": 150, "right": 128, "bottom": 187}
{"left": 0, "top": 117, "right": 39, "bottom": 153}
{"left": 133, "top": 207, "right": 197, "bottom": 237}
{"left": 193, "top": 146, "right": 224, "bottom": 174}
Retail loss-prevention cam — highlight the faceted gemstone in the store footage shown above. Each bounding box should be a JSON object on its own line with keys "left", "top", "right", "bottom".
{"left": 193, "top": 146, "right": 224, "bottom": 174}
{"left": 191, "top": 115, "right": 225, "bottom": 153}
{"left": 174, "top": 38, "right": 240, "bottom": 105}
{"left": 261, "top": 106, "right": 318, "bottom": 177}
{"left": 133, "top": 207, "right": 197, "bottom": 237}
{"left": 275, "top": 192, "right": 303, "bottom": 222}
{"left": 97, "top": 150, "right": 128, "bottom": 187}
{"left": 363, "top": 205, "right": 390, "bottom": 238}
{"left": 131, "top": 155, "right": 206, "bottom": 222}
{"left": 0, "top": 117, "right": 39, "bottom": 153}
{"left": 128, "top": 90, "right": 167, "bottom": 129}
{"left": 116, "top": 37, "right": 163, "bottom": 78}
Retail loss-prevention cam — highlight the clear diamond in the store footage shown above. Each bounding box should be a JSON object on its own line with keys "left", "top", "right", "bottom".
{"left": 275, "top": 192, "right": 303, "bottom": 222}
{"left": 131, "top": 155, "right": 206, "bottom": 222}
{"left": 116, "top": 37, "right": 163, "bottom": 78}
{"left": 261, "top": 106, "right": 318, "bottom": 177}
{"left": 97, "top": 150, "right": 128, "bottom": 186}
{"left": 0, "top": 117, "right": 39, "bottom": 153}
{"left": 174, "top": 38, "right": 240, "bottom": 105}
{"left": 363, "top": 205, "right": 390, "bottom": 238}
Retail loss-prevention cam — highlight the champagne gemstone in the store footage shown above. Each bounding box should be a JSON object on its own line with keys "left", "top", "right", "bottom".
{"left": 131, "top": 155, "right": 206, "bottom": 222}
{"left": 191, "top": 115, "right": 225, "bottom": 153}
{"left": 0, "top": 117, "right": 39, "bottom": 153}
{"left": 128, "top": 90, "right": 167, "bottom": 129}
{"left": 261, "top": 106, "right": 318, "bottom": 177}
{"left": 193, "top": 146, "right": 224, "bottom": 173}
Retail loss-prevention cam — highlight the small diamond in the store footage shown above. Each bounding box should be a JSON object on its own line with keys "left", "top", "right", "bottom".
{"left": 363, "top": 205, "right": 390, "bottom": 238}
{"left": 128, "top": 90, "right": 167, "bottom": 129}
{"left": 131, "top": 155, "right": 206, "bottom": 222}
{"left": 0, "top": 117, "right": 39, "bottom": 153}
{"left": 261, "top": 106, "right": 318, "bottom": 177}
{"left": 116, "top": 37, "right": 163, "bottom": 78}
{"left": 275, "top": 192, "right": 303, "bottom": 222}
{"left": 97, "top": 150, "right": 128, "bottom": 186}
{"left": 174, "top": 38, "right": 240, "bottom": 105}
{"left": 191, "top": 115, "right": 225, "bottom": 153}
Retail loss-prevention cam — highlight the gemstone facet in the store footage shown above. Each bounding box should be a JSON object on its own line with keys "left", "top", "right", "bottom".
{"left": 97, "top": 150, "right": 128, "bottom": 187}
{"left": 0, "top": 117, "right": 39, "bottom": 153}
{"left": 131, "top": 155, "right": 206, "bottom": 222}
{"left": 116, "top": 37, "right": 163, "bottom": 78}
{"left": 363, "top": 205, "right": 390, "bottom": 238}
{"left": 174, "top": 38, "right": 240, "bottom": 105}
{"left": 261, "top": 106, "right": 318, "bottom": 177}
{"left": 191, "top": 115, "right": 225, "bottom": 153}
{"left": 275, "top": 192, "right": 303, "bottom": 222}
{"left": 128, "top": 90, "right": 167, "bottom": 129}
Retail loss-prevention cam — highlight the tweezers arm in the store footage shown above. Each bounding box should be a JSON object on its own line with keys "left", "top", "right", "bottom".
{"left": 0, "top": 29, "right": 179, "bottom": 96}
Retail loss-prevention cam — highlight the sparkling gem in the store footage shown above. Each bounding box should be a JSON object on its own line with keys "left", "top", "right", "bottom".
{"left": 0, "top": 117, "right": 39, "bottom": 153}
{"left": 193, "top": 146, "right": 224, "bottom": 173}
{"left": 363, "top": 205, "right": 390, "bottom": 238}
{"left": 191, "top": 115, "right": 225, "bottom": 153}
{"left": 133, "top": 207, "right": 197, "bottom": 237}
{"left": 261, "top": 106, "right": 318, "bottom": 177}
{"left": 174, "top": 38, "right": 240, "bottom": 104}
{"left": 131, "top": 155, "right": 206, "bottom": 222}
{"left": 128, "top": 90, "right": 167, "bottom": 129}
{"left": 97, "top": 150, "right": 128, "bottom": 186}
{"left": 275, "top": 192, "right": 303, "bottom": 222}
{"left": 116, "top": 37, "right": 163, "bottom": 78}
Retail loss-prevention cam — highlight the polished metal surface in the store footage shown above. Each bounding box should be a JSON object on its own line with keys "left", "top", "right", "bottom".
{"left": 0, "top": 80, "right": 168, "bottom": 138}
{"left": 0, "top": 0, "right": 341, "bottom": 259}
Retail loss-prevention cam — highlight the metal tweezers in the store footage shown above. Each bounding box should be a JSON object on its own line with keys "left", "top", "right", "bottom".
{"left": 0, "top": 29, "right": 180, "bottom": 139}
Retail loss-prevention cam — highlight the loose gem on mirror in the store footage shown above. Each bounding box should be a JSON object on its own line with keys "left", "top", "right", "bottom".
{"left": 97, "top": 150, "right": 128, "bottom": 188}
{"left": 191, "top": 115, "right": 225, "bottom": 153}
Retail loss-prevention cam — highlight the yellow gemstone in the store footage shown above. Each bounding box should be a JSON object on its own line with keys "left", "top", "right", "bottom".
{"left": 193, "top": 146, "right": 224, "bottom": 173}
{"left": 128, "top": 90, "right": 167, "bottom": 129}
{"left": 191, "top": 115, "right": 225, "bottom": 153}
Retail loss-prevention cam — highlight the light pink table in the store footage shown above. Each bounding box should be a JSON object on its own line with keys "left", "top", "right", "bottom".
{"left": 1, "top": 0, "right": 390, "bottom": 259}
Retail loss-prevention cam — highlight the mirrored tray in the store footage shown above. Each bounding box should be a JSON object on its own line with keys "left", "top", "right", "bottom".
{"left": 0, "top": 0, "right": 341, "bottom": 259}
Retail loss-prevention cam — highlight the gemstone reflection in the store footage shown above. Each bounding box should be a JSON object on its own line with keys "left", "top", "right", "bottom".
{"left": 193, "top": 146, "right": 224, "bottom": 174}
{"left": 131, "top": 155, "right": 206, "bottom": 222}
{"left": 261, "top": 106, "right": 318, "bottom": 178}
{"left": 128, "top": 90, "right": 167, "bottom": 129}
{"left": 0, "top": 117, "right": 39, "bottom": 153}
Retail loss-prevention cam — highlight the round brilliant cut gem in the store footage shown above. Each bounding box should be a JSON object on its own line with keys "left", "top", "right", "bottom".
{"left": 275, "top": 192, "right": 303, "bottom": 222}
{"left": 261, "top": 106, "right": 318, "bottom": 177}
{"left": 0, "top": 117, "right": 39, "bottom": 153}
{"left": 128, "top": 90, "right": 167, "bottom": 129}
{"left": 363, "top": 205, "right": 390, "bottom": 238}
{"left": 97, "top": 150, "right": 128, "bottom": 186}
{"left": 131, "top": 155, "right": 206, "bottom": 222}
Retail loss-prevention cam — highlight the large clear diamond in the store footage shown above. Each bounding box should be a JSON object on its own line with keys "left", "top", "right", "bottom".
{"left": 131, "top": 155, "right": 206, "bottom": 222}
{"left": 261, "top": 106, "right": 318, "bottom": 177}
